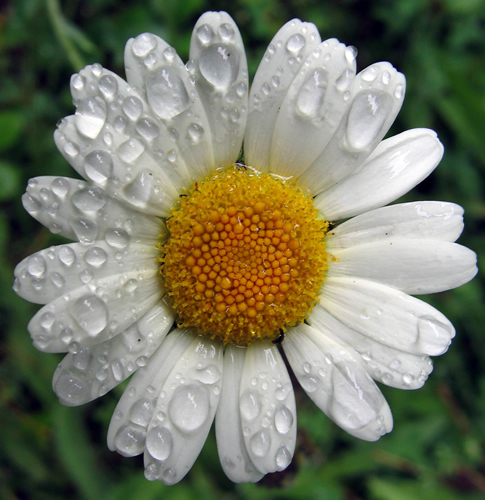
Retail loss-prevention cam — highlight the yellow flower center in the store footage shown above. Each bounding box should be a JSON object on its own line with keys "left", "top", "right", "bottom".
{"left": 160, "top": 166, "right": 330, "bottom": 345}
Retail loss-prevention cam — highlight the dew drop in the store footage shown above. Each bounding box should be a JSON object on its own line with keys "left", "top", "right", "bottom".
{"left": 50, "top": 272, "right": 65, "bottom": 288}
{"left": 403, "top": 373, "right": 414, "bottom": 385}
{"left": 111, "top": 359, "right": 124, "bottom": 381}
{"left": 51, "top": 178, "right": 70, "bottom": 198}
{"left": 286, "top": 34, "right": 306, "bottom": 53}
{"left": 389, "top": 359, "right": 401, "bottom": 370}
{"left": 382, "top": 71, "right": 391, "bottom": 85}
{"left": 105, "top": 229, "right": 130, "bottom": 249}
{"left": 132, "top": 33, "right": 156, "bottom": 58}
{"left": 168, "top": 384, "right": 210, "bottom": 433}
{"left": 22, "top": 193, "right": 42, "bottom": 213}
{"left": 146, "top": 67, "right": 190, "bottom": 120}
{"left": 75, "top": 97, "right": 106, "bottom": 139}
{"left": 114, "top": 116, "right": 127, "bottom": 133}
{"left": 346, "top": 91, "right": 392, "bottom": 150}
{"left": 199, "top": 44, "right": 240, "bottom": 88}
{"left": 71, "top": 74, "right": 84, "bottom": 90}
{"left": 335, "top": 68, "right": 353, "bottom": 91}
{"left": 187, "top": 123, "right": 204, "bottom": 143}
{"left": 197, "top": 24, "right": 214, "bottom": 44}
{"left": 299, "top": 374, "right": 321, "bottom": 393}
{"left": 274, "top": 405, "right": 294, "bottom": 434}
{"left": 84, "top": 151, "right": 113, "bottom": 184}
{"left": 136, "top": 117, "right": 159, "bottom": 140}
{"left": 54, "top": 373, "right": 90, "bottom": 405}
{"left": 195, "top": 364, "right": 221, "bottom": 385}
{"left": 58, "top": 246, "right": 76, "bottom": 266}
{"left": 249, "top": 429, "right": 271, "bottom": 457}
{"left": 98, "top": 75, "right": 118, "bottom": 99}
{"left": 72, "top": 187, "right": 107, "bottom": 212}
{"left": 124, "top": 170, "right": 154, "bottom": 207}
{"left": 122, "top": 96, "right": 143, "bottom": 121}
{"left": 236, "top": 82, "right": 247, "bottom": 97}
{"left": 146, "top": 426, "right": 173, "bottom": 460}
{"left": 394, "top": 83, "right": 404, "bottom": 99}
{"left": 296, "top": 68, "right": 328, "bottom": 118}
{"left": 118, "top": 138, "right": 145, "bottom": 163}
{"left": 240, "top": 390, "right": 262, "bottom": 421}
{"left": 275, "top": 445, "right": 292, "bottom": 470}
{"left": 167, "top": 149, "right": 177, "bottom": 162}
{"left": 84, "top": 247, "right": 107, "bottom": 267}
{"left": 40, "top": 311, "right": 55, "bottom": 329}
{"left": 361, "top": 66, "right": 378, "bottom": 82}
{"left": 345, "top": 45, "right": 358, "bottom": 63}
{"left": 64, "top": 141, "right": 79, "bottom": 157}
{"left": 71, "top": 294, "right": 108, "bottom": 336}
{"left": 163, "top": 47, "right": 176, "bottom": 61}
{"left": 70, "top": 218, "right": 98, "bottom": 245}
{"left": 28, "top": 255, "right": 46, "bottom": 277}
{"left": 145, "top": 463, "right": 159, "bottom": 481}
{"left": 115, "top": 425, "right": 146, "bottom": 456}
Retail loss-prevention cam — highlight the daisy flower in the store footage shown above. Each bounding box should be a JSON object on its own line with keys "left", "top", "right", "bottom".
{"left": 14, "top": 11, "right": 477, "bottom": 485}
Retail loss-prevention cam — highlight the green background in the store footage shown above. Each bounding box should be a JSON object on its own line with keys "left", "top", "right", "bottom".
{"left": 1, "top": 0, "right": 484, "bottom": 498}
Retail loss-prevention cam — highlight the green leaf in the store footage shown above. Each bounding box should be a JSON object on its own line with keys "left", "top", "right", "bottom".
{"left": 0, "top": 161, "right": 21, "bottom": 201}
{"left": 0, "top": 111, "right": 25, "bottom": 152}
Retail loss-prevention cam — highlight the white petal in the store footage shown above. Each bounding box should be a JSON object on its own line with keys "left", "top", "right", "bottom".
{"left": 23, "top": 176, "right": 164, "bottom": 243}
{"left": 297, "top": 62, "right": 406, "bottom": 196}
{"left": 319, "top": 277, "right": 455, "bottom": 356}
{"left": 328, "top": 240, "right": 478, "bottom": 294}
{"left": 143, "top": 335, "right": 223, "bottom": 485}
{"left": 28, "top": 269, "right": 162, "bottom": 353}
{"left": 14, "top": 241, "right": 159, "bottom": 305}
{"left": 270, "top": 39, "right": 356, "bottom": 177}
{"left": 326, "top": 201, "right": 465, "bottom": 249}
{"left": 216, "top": 345, "right": 263, "bottom": 483}
{"left": 283, "top": 323, "right": 392, "bottom": 441}
{"left": 52, "top": 300, "right": 175, "bottom": 406}
{"left": 245, "top": 19, "right": 321, "bottom": 172}
{"left": 240, "top": 342, "right": 297, "bottom": 474}
{"left": 107, "top": 329, "right": 196, "bottom": 457}
{"left": 189, "top": 12, "right": 248, "bottom": 168}
{"left": 124, "top": 34, "right": 216, "bottom": 180}
{"left": 314, "top": 128, "right": 443, "bottom": 220}
{"left": 307, "top": 305, "right": 434, "bottom": 389}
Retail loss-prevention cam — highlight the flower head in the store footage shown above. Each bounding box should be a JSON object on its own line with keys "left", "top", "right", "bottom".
{"left": 14, "top": 12, "right": 477, "bottom": 485}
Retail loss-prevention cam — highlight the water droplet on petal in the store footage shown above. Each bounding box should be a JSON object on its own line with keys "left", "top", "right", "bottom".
{"left": 299, "top": 374, "right": 321, "bottom": 393}
{"left": 124, "top": 170, "right": 154, "bottom": 207}
{"left": 22, "top": 193, "right": 42, "bottom": 213}
{"left": 118, "top": 138, "right": 145, "bottom": 163}
{"left": 64, "top": 141, "right": 79, "bottom": 157}
{"left": 239, "top": 390, "right": 262, "bottom": 421}
{"left": 361, "top": 66, "right": 378, "bottom": 82}
{"left": 187, "top": 123, "right": 204, "bottom": 144}
{"left": 70, "top": 218, "right": 98, "bottom": 244}
{"left": 28, "top": 255, "right": 46, "bottom": 277}
{"left": 105, "top": 229, "right": 130, "bottom": 249}
{"left": 132, "top": 33, "right": 156, "bottom": 58}
{"left": 394, "top": 83, "right": 404, "bottom": 99}
{"left": 55, "top": 373, "right": 90, "bottom": 405}
{"left": 249, "top": 429, "right": 271, "bottom": 457}
{"left": 286, "top": 34, "right": 306, "bottom": 53}
{"left": 389, "top": 359, "right": 401, "bottom": 370}
{"left": 75, "top": 97, "right": 106, "bottom": 139}
{"left": 122, "top": 96, "right": 143, "bottom": 120}
{"left": 146, "top": 67, "right": 190, "bottom": 120}
{"left": 51, "top": 178, "right": 70, "bottom": 198}
{"left": 275, "top": 445, "right": 292, "bottom": 470}
{"left": 345, "top": 46, "right": 358, "bottom": 63}
{"left": 84, "top": 151, "right": 113, "bottom": 184}
{"left": 111, "top": 359, "right": 124, "bottom": 381}
{"left": 199, "top": 44, "right": 240, "bottom": 88}
{"left": 71, "top": 74, "right": 84, "bottom": 90}
{"left": 168, "top": 384, "right": 210, "bottom": 433}
{"left": 219, "top": 23, "right": 235, "bottom": 40}
{"left": 72, "top": 187, "right": 107, "bottom": 212}
{"left": 274, "top": 405, "right": 294, "bottom": 434}
{"left": 129, "top": 398, "right": 153, "bottom": 427}
{"left": 403, "top": 373, "right": 414, "bottom": 385}
{"left": 98, "top": 75, "right": 118, "bottom": 98}
{"left": 58, "top": 246, "right": 76, "bottom": 266}
{"left": 195, "top": 364, "right": 221, "bottom": 385}
{"left": 115, "top": 425, "right": 146, "bottom": 456}
{"left": 71, "top": 294, "right": 108, "bottom": 336}
{"left": 335, "top": 68, "right": 354, "bottom": 91}
{"left": 136, "top": 117, "right": 159, "bottom": 140}
{"left": 167, "top": 149, "right": 177, "bottom": 162}
{"left": 296, "top": 68, "right": 328, "bottom": 118}
{"left": 84, "top": 247, "right": 107, "bottom": 267}
{"left": 40, "top": 311, "right": 55, "bottom": 329}
{"left": 50, "top": 272, "right": 65, "bottom": 288}
{"left": 346, "top": 91, "right": 392, "bottom": 150}
{"left": 145, "top": 463, "right": 159, "bottom": 481}
{"left": 197, "top": 24, "right": 214, "bottom": 44}
{"left": 146, "top": 426, "right": 173, "bottom": 460}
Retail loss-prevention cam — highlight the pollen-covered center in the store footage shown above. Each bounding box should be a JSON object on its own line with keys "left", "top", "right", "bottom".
{"left": 161, "top": 166, "right": 330, "bottom": 345}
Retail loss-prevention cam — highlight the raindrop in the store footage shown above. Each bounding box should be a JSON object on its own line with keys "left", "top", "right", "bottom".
{"left": 271, "top": 76, "right": 280, "bottom": 88}
{"left": 382, "top": 71, "right": 391, "bottom": 85}
{"left": 132, "top": 33, "right": 156, "bottom": 58}
{"left": 240, "top": 390, "right": 262, "bottom": 421}
{"left": 187, "top": 123, "right": 204, "bottom": 143}
{"left": 50, "top": 272, "right": 65, "bottom": 288}
{"left": 146, "top": 67, "right": 191, "bottom": 120}
{"left": 136, "top": 117, "right": 159, "bottom": 140}
{"left": 262, "top": 82, "right": 271, "bottom": 95}
{"left": 346, "top": 91, "right": 392, "bottom": 150}
{"left": 122, "top": 96, "right": 143, "bottom": 121}
{"left": 51, "top": 178, "right": 70, "bottom": 198}
{"left": 403, "top": 373, "right": 414, "bottom": 385}
{"left": 115, "top": 425, "right": 146, "bottom": 456}
{"left": 118, "top": 138, "right": 145, "bottom": 163}
{"left": 72, "top": 187, "right": 107, "bottom": 212}
{"left": 129, "top": 399, "right": 153, "bottom": 427}
{"left": 54, "top": 373, "right": 90, "bottom": 405}
{"left": 105, "top": 229, "right": 130, "bottom": 249}
{"left": 195, "top": 364, "right": 222, "bottom": 385}
{"left": 394, "top": 83, "right": 404, "bottom": 99}
{"left": 335, "top": 68, "right": 353, "bottom": 91}
{"left": 40, "top": 312, "right": 55, "bottom": 329}
{"left": 63, "top": 142, "right": 79, "bottom": 157}
{"left": 219, "top": 23, "right": 235, "bottom": 40}
{"left": 236, "top": 82, "right": 247, "bottom": 97}
{"left": 98, "top": 75, "right": 118, "bottom": 99}
{"left": 196, "top": 24, "right": 213, "bottom": 44}
{"left": 275, "top": 445, "right": 292, "bottom": 470}
{"left": 146, "top": 426, "right": 173, "bottom": 460}
{"left": 274, "top": 405, "right": 294, "bottom": 434}
{"left": 84, "top": 151, "right": 113, "bottom": 184}
{"left": 249, "top": 429, "right": 271, "bottom": 457}
{"left": 28, "top": 255, "right": 46, "bottom": 277}
{"left": 58, "top": 246, "right": 76, "bottom": 266}
{"left": 167, "top": 150, "right": 177, "bottom": 162}
{"left": 145, "top": 463, "right": 159, "bottom": 481}
{"left": 299, "top": 374, "right": 321, "bottom": 393}
{"left": 114, "top": 116, "right": 127, "bottom": 133}
{"left": 22, "top": 194, "right": 42, "bottom": 213}
{"left": 91, "top": 63, "right": 102, "bottom": 77}
{"left": 296, "top": 68, "right": 328, "bottom": 118}
{"left": 345, "top": 46, "right": 358, "bottom": 63}
{"left": 70, "top": 294, "right": 108, "bottom": 336}
{"left": 361, "top": 66, "right": 378, "bottom": 82}
{"left": 111, "top": 359, "right": 124, "bottom": 381}
{"left": 389, "top": 359, "right": 401, "bottom": 370}
{"left": 71, "top": 74, "right": 84, "bottom": 90}
{"left": 124, "top": 170, "right": 154, "bottom": 207}
{"left": 70, "top": 218, "right": 98, "bottom": 245}
{"left": 75, "top": 97, "right": 106, "bottom": 139}
{"left": 84, "top": 247, "right": 108, "bottom": 267}
{"left": 168, "top": 384, "right": 210, "bottom": 433}
{"left": 124, "top": 279, "right": 138, "bottom": 293}
{"left": 286, "top": 34, "right": 306, "bottom": 53}
{"left": 163, "top": 47, "right": 176, "bottom": 61}
{"left": 199, "top": 44, "right": 240, "bottom": 88}
{"left": 73, "top": 348, "right": 91, "bottom": 371}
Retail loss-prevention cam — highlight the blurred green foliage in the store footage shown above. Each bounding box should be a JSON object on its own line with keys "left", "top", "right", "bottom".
{"left": 1, "top": 0, "right": 484, "bottom": 498}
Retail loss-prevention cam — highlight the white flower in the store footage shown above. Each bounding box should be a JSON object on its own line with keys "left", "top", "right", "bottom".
{"left": 14, "top": 12, "right": 477, "bottom": 485}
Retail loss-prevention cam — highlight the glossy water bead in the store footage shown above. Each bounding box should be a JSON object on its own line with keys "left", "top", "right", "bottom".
{"left": 161, "top": 166, "right": 330, "bottom": 344}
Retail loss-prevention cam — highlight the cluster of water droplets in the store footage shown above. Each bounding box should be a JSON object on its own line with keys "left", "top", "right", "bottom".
{"left": 107, "top": 331, "right": 223, "bottom": 485}
{"left": 52, "top": 303, "right": 175, "bottom": 406}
